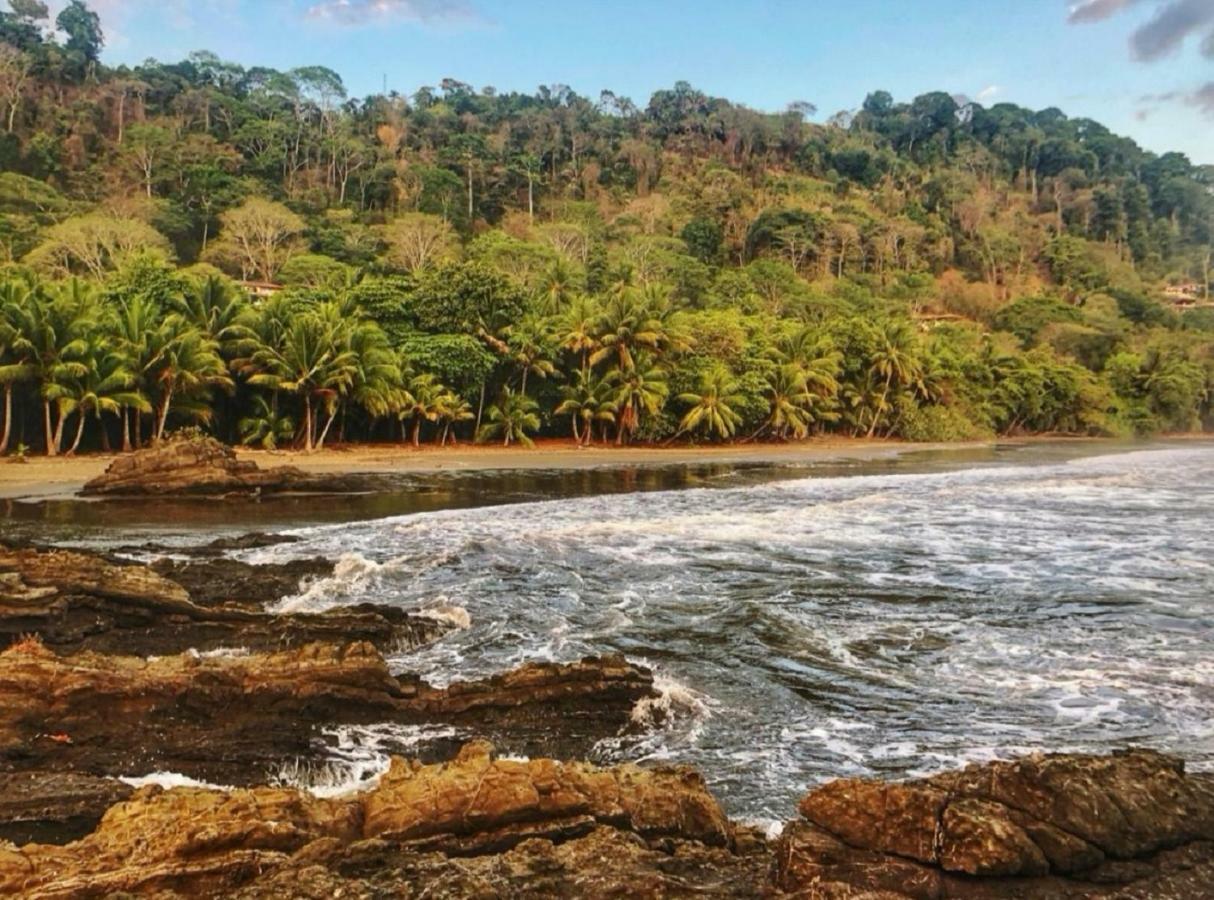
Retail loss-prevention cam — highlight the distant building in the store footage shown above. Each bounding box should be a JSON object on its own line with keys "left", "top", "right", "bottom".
{"left": 1162, "top": 282, "right": 1204, "bottom": 305}
{"left": 238, "top": 281, "right": 284, "bottom": 299}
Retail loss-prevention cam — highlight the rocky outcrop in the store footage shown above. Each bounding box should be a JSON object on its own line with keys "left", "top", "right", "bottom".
{"left": 0, "top": 741, "right": 770, "bottom": 899}
{"left": 0, "top": 544, "right": 449, "bottom": 655}
{"left": 80, "top": 436, "right": 368, "bottom": 497}
{"left": 0, "top": 640, "right": 656, "bottom": 786}
{"left": 776, "top": 749, "right": 1214, "bottom": 898}
{"left": 0, "top": 772, "right": 133, "bottom": 847}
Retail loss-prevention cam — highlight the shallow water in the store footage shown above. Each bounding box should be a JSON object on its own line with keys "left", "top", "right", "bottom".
{"left": 240, "top": 441, "right": 1214, "bottom": 821}
{"left": 8, "top": 441, "right": 1214, "bottom": 821}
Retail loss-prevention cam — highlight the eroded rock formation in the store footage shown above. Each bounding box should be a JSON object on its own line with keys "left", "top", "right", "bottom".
{"left": 0, "top": 741, "right": 771, "bottom": 899}
{"left": 0, "top": 544, "right": 448, "bottom": 655}
{"left": 0, "top": 640, "right": 656, "bottom": 787}
{"left": 80, "top": 436, "right": 367, "bottom": 497}
{"left": 776, "top": 749, "right": 1214, "bottom": 898}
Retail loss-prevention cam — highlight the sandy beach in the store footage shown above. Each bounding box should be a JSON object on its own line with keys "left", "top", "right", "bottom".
{"left": 0, "top": 437, "right": 994, "bottom": 501}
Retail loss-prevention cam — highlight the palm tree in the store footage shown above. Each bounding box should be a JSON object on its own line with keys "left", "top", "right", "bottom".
{"left": 400, "top": 372, "right": 443, "bottom": 447}
{"left": 433, "top": 389, "right": 473, "bottom": 446}
{"left": 558, "top": 295, "right": 601, "bottom": 372}
{"left": 109, "top": 294, "right": 166, "bottom": 450}
{"left": 239, "top": 394, "right": 295, "bottom": 450}
{"left": 509, "top": 312, "right": 557, "bottom": 395}
{"left": 676, "top": 365, "right": 744, "bottom": 440}
{"left": 760, "top": 364, "right": 813, "bottom": 440}
{"left": 51, "top": 336, "right": 149, "bottom": 454}
{"left": 865, "top": 320, "right": 922, "bottom": 438}
{"left": 247, "top": 309, "right": 357, "bottom": 452}
{"left": 152, "top": 316, "right": 233, "bottom": 441}
{"left": 172, "top": 275, "right": 250, "bottom": 359}
{"left": 478, "top": 388, "right": 541, "bottom": 447}
{"left": 591, "top": 291, "right": 664, "bottom": 371}
{"left": 9, "top": 279, "right": 93, "bottom": 456}
{"left": 607, "top": 357, "right": 668, "bottom": 444}
{"left": 555, "top": 367, "right": 616, "bottom": 444}
{"left": 0, "top": 281, "right": 37, "bottom": 454}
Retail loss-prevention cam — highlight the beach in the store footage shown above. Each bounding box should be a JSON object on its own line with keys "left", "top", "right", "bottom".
{"left": 0, "top": 437, "right": 995, "bottom": 500}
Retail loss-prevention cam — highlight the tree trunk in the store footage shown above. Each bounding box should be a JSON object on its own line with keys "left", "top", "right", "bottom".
{"left": 571, "top": 416, "right": 581, "bottom": 443}
{"left": 0, "top": 384, "right": 11, "bottom": 454}
{"left": 866, "top": 371, "right": 893, "bottom": 439}
{"left": 475, "top": 381, "right": 486, "bottom": 434}
{"left": 50, "top": 404, "right": 67, "bottom": 457}
{"left": 43, "top": 398, "right": 55, "bottom": 457}
{"left": 68, "top": 412, "right": 86, "bottom": 455}
{"left": 303, "top": 398, "right": 314, "bottom": 452}
{"left": 155, "top": 386, "right": 174, "bottom": 441}
{"left": 121, "top": 408, "right": 131, "bottom": 452}
{"left": 411, "top": 418, "right": 421, "bottom": 448}
{"left": 316, "top": 406, "right": 338, "bottom": 449}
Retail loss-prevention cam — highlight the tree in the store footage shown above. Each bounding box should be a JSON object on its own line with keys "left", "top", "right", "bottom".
{"left": 676, "top": 365, "right": 744, "bottom": 440}
{"left": 56, "top": 0, "right": 103, "bottom": 79}
{"left": 608, "top": 357, "right": 668, "bottom": 444}
{"left": 25, "top": 216, "right": 173, "bottom": 279}
{"left": 477, "top": 388, "right": 540, "bottom": 447}
{"left": 0, "top": 280, "right": 36, "bottom": 453}
{"left": 555, "top": 367, "right": 615, "bottom": 444}
{"left": 0, "top": 43, "right": 32, "bottom": 133}
{"left": 207, "top": 198, "right": 305, "bottom": 282}
{"left": 865, "top": 320, "right": 922, "bottom": 438}
{"left": 382, "top": 213, "right": 458, "bottom": 273}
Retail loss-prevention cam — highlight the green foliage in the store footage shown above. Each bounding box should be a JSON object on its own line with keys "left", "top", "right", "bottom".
{"left": 994, "top": 295, "right": 1083, "bottom": 347}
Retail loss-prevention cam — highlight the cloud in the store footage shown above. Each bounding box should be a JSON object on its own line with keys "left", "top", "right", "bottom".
{"left": 1069, "top": 0, "right": 1214, "bottom": 60}
{"left": 975, "top": 84, "right": 1001, "bottom": 102}
{"left": 1138, "top": 81, "right": 1214, "bottom": 118}
{"left": 303, "top": 0, "right": 481, "bottom": 27}
{"left": 1067, "top": 0, "right": 1141, "bottom": 23}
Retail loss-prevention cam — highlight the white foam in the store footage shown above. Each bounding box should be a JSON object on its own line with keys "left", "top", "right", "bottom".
{"left": 631, "top": 674, "right": 712, "bottom": 728}
{"left": 271, "top": 723, "right": 462, "bottom": 798}
{"left": 419, "top": 602, "right": 472, "bottom": 630}
{"left": 119, "top": 772, "right": 230, "bottom": 791}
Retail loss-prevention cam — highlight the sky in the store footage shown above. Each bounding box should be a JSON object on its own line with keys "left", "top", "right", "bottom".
{"left": 49, "top": 0, "right": 1214, "bottom": 164}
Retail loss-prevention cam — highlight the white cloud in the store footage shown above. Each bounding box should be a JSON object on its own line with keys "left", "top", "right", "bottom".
{"left": 976, "top": 85, "right": 1001, "bottom": 103}
{"left": 303, "top": 0, "right": 481, "bottom": 27}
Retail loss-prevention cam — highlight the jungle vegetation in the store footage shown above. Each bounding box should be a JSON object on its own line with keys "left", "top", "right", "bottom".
{"left": 0, "top": 0, "right": 1212, "bottom": 455}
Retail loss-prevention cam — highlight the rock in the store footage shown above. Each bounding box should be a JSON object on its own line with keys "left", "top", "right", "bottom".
{"left": 80, "top": 436, "right": 368, "bottom": 497}
{"left": 148, "top": 556, "right": 334, "bottom": 609}
{"left": 0, "top": 640, "right": 656, "bottom": 787}
{"left": 779, "top": 750, "right": 1214, "bottom": 898}
{"left": 0, "top": 743, "right": 766, "bottom": 898}
{"left": 0, "top": 544, "right": 449, "bottom": 656}
{"left": 0, "top": 772, "right": 133, "bottom": 846}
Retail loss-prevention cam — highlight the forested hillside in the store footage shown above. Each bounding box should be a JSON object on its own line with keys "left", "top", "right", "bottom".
{"left": 0, "top": 0, "right": 1212, "bottom": 455}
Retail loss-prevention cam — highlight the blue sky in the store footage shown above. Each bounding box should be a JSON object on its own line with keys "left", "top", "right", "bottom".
{"left": 67, "top": 0, "right": 1214, "bottom": 163}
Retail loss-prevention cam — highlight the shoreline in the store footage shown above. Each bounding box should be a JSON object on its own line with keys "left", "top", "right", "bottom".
{"left": 0, "top": 434, "right": 1198, "bottom": 502}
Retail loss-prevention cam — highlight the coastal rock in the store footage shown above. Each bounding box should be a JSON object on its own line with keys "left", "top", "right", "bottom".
{"left": 0, "top": 640, "right": 656, "bottom": 786}
{"left": 0, "top": 742, "right": 765, "bottom": 898}
{"left": 778, "top": 749, "right": 1214, "bottom": 898}
{"left": 0, "top": 772, "right": 133, "bottom": 846}
{"left": 0, "top": 544, "right": 449, "bottom": 656}
{"left": 79, "top": 436, "right": 366, "bottom": 497}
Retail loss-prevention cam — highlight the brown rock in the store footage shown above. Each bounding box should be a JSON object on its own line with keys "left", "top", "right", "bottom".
{"left": 0, "top": 772, "right": 133, "bottom": 846}
{"left": 0, "top": 641, "right": 655, "bottom": 786}
{"left": 781, "top": 750, "right": 1214, "bottom": 898}
{"left": 0, "top": 744, "right": 758, "bottom": 898}
{"left": 0, "top": 544, "right": 451, "bottom": 656}
{"left": 80, "top": 435, "right": 366, "bottom": 497}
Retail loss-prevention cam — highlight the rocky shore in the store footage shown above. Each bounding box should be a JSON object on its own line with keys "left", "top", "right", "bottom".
{"left": 1, "top": 531, "right": 1211, "bottom": 897}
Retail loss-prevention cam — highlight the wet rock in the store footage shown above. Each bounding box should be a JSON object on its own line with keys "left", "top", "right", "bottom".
{"left": 0, "top": 742, "right": 764, "bottom": 898}
{"left": 779, "top": 749, "right": 1214, "bottom": 898}
{"left": 80, "top": 436, "right": 368, "bottom": 497}
{"left": 0, "top": 772, "right": 133, "bottom": 846}
{"left": 0, "top": 545, "right": 448, "bottom": 656}
{"left": 149, "top": 556, "right": 333, "bottom": 609}
{"left": 0, "top": 641, "right": 655, "bottom": 786}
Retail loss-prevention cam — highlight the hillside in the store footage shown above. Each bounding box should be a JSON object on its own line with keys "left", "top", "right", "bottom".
{"left": 0, "top": 0, "right": 1212, "bottom": 455}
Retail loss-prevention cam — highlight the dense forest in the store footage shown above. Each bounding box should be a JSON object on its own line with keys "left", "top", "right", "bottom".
{"left": 0, "top": 0, "right": 1212, "bottom": 456}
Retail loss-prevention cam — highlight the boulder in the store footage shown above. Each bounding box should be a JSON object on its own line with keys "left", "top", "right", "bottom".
{"left": 779, "top": 749, "right": 1214, "bottom": 898}
{"left": 80, "top": 436, "right": 366, "bottom": 497}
